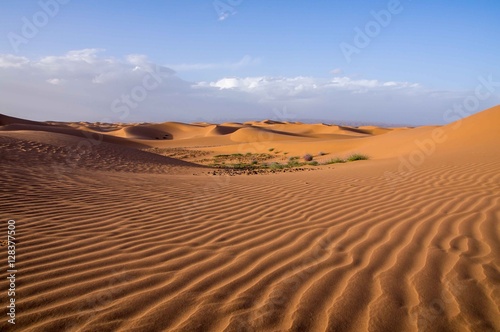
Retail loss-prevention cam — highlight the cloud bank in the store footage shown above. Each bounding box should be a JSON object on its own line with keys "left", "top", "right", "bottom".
{"left": 1, "top": 49, "right": 496, "bottom": 125}
{"left": 168, "top": 55, "right": 260, "bottom": 72}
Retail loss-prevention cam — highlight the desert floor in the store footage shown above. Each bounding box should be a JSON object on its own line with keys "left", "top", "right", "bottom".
{"left": 0, "top": 106, "right": 499, "bottom": 331}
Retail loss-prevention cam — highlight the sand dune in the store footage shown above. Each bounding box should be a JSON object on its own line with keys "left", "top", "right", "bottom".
{"left": 356, "top": 126, "right": 393, "bottom": 135}
{"left": 0, "top": 114, "right": 49, "bottom": 126}
{"left": 440, "top": 105, "right": 500, "bottom": 149}
{"left": 0, "top": 106, "right": 499, "bottom": 331}
{"left": 0, "top": 130, "right": 203, "bottom": 174}
{"left": 206, "top": 125, "right": 241, "bottom": 136}
{"left": 230, "top": 126, "right": 308, "bottom": 143}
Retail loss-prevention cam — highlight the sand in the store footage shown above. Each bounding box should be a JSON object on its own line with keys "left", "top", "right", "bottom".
{"left": 0, "top": 106, "right": 499, "bottom": 331}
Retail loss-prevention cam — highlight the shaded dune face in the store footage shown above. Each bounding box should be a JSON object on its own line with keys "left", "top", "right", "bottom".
{"left": 122, "top": 126, "right": 174, "bottom": 140}
{"left": 206, "top": 125, "right": 241, "bottom": 136}
{"left": 0, "top": 106, "right": 499, "bottom": 331}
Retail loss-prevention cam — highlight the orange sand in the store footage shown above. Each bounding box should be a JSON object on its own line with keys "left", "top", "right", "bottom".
{"left": 0, "top": 106, "right": 499, "bottom": 331}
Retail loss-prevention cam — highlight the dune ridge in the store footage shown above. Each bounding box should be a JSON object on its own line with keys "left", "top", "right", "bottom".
{"left": 0, "top": 106, "right": 499, "bottom": 331}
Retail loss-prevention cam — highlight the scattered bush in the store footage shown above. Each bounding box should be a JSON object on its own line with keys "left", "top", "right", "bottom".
{"left": 269, "top": 162, "right": 285, "bottom": 170}
{"left": 346, "top": 153, "right": 369, "bottom": 162}
{"left": 325, "top": 157, "right": 346, "bottom": 164}
{"left": 323, "top": 154, "right": 368, "bottom": 164}
{"left": 287, "top": 159, "right": 302, "bottom": 167}
{"left": 303, "top": 154, "right": 313, "bottom": 161}
{"left": 208, "top": 151, "right": 367, "bottom": 171}
{"left": 268, "top": 148, "right": 275, "bottom": 152}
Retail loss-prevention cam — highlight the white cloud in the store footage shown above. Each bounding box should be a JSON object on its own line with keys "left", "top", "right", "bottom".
{"left": 198, "top": 76, "right": 418, "bottom": 96}
{"left": 169, "top": 55, "right": 260, "bottom": 72}
{"left": 36, "top": 48, "right": 103, "bottom": 69}
{"left": 0, "top": 54, "right": 29, "bottom": 68}
{"left": 0, "top": 50, "right": 495, "bottom": 125}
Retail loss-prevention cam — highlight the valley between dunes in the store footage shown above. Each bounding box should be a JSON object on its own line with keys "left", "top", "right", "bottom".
{"left": 0, "top": 106, "right": 499, "bottom": 331}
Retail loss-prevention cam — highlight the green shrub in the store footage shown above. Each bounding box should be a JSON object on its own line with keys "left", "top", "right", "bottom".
{"left": 325, "top": 157, "right": 346, "bottom": 164}
{"left": 269, "top": 162, "right": 285, "bottom": 169}
{"left": 346, "top": 153, "right": 369, "bottom": 162}
{"left": 287, "top": 159, "right": 302, "bottom": 167}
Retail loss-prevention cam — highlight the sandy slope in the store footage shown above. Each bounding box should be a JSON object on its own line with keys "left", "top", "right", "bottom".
{"left": 0, "top": 107, "right": 499, "bottom": 331}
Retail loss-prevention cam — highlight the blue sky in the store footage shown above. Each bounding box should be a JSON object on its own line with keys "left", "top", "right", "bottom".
{"left": 1, "top": 0, "right": 499, "bottom": 124}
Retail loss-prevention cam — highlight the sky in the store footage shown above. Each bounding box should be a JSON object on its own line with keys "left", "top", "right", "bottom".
{"left": 1, "top": 0, "right": 499, "bottom": 125}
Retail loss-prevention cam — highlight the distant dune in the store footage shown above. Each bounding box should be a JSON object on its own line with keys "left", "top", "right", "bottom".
{"left": 0, "top": 106, "right": 499, "bottom": 331}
